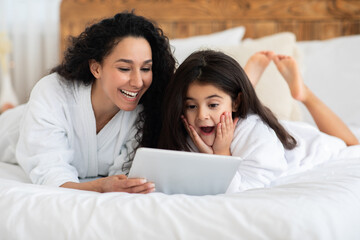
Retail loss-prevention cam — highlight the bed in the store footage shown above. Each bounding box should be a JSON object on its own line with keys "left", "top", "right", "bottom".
{"left": 1, "top": 0, "right": 360, "bottom": 239}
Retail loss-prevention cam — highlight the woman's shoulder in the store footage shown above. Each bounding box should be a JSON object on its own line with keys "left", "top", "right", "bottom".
{"left": 30, "top": 73, "right": 88, "bottom": 103}
{"left": 30, "top": 73, "right": 66, "bottom": 97}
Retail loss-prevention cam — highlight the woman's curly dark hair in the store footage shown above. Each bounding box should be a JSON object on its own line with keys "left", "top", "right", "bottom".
{"left": 52, "top": 11, "right": 175, "bottom": 172}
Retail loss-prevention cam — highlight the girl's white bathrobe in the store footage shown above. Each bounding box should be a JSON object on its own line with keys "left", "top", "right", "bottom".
{"left": 0, "top": 73, "right": 140, "bottom": 187}
{"left": 228, "top": 114, "right": 360, "bottom": 192}
{"left": 190, "top": 114, "right": 360, "bottom": 193}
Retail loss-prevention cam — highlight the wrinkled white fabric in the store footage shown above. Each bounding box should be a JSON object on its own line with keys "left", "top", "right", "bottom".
{"left": 1, "top": 157, "right": 360, "bottom": 240}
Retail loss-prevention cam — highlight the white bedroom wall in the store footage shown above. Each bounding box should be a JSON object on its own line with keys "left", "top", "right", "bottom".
{"left": 0, "top": 0, "right": 61, "bottom": 104}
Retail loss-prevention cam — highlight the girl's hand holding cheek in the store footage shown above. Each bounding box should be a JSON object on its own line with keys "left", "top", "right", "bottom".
{"left": 213, "top": 112, "right": 239, "bottom": 155}
{"left": 182, "top": 115, "right": 214, "bottom": 154}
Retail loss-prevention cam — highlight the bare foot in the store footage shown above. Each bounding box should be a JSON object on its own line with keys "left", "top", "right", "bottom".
{"left": 0, "top": 102, "right": 15, "bottom": 114}
{"left": 244, "top": 51, "right": 275, "bottom": 86}
{"left": 273, "top": 55, "right": 308, "bottom": 102}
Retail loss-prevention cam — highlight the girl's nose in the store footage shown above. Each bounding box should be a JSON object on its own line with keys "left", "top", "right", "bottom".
{"left": 129, "top": 70, "right": 143, "bottom": 88}
{"left": 197, "top": 107, "right": 209, "bottom": 120}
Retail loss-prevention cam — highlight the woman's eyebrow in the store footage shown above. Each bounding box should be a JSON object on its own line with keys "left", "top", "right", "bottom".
{"left": 115, "top": 59, "right": 153, "bottom": 64}
{"left": 115, "top": 59, "right": 132, "bottom": 63}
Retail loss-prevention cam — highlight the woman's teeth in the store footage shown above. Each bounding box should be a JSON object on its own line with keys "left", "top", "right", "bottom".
{"left": 120, "top": 89, "right": 138, "bottom": 98}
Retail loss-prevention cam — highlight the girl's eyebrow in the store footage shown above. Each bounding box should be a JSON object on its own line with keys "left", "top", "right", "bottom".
{"left": 206, "top": 94, "right": 223, "bottom": 99}
{"left": 186, "top": 94, "right": 223, "bottom": 100}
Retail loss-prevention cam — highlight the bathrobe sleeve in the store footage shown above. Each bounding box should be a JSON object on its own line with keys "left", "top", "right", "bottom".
{"left": 227, "top": 115, "right": 288, "bottom": 193}
{"left": 16, "top": 75, "right": 79, "bottom": 187}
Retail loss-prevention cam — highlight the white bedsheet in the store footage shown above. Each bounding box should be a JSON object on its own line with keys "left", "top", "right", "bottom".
{"left": 1, "top": 156, "right": 360, "bottom": 240}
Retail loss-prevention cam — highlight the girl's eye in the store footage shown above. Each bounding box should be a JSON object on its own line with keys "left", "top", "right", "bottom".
{"left": 209, "top": 103, "right": 219, "bottom": 108}
{"left": 185, "top": 104, "right": 196, "bottom": 110}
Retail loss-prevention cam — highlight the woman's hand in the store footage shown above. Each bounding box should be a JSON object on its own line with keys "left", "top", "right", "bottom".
{"left": 100, "top": 175, "right": 155, "bottom": 193}
{"left": 60, "top": 175, "right": 155, "bottom": 193}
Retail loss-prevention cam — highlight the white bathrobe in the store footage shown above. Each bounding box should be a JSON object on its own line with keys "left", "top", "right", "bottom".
{"left": 0, "top": 73, "right": 141, "bottom": 186}
{"left": 189, "top": 114, "right": 360, "bottom": 193}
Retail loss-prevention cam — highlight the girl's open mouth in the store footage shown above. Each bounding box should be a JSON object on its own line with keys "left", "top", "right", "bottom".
{"left": 200, "top": 126, "right": 215, "bottom": 135}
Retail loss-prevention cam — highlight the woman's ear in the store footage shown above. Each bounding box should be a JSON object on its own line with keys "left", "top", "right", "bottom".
{"left": 232, "top": 93, "right": 241, "bottom": 112}
{"left": 89, "top": 59, "right": 101, "bottom": 79}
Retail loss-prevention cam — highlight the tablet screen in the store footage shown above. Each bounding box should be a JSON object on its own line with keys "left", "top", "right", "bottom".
{"left": 128, "top": 148, "right": 241, "bottom": 195}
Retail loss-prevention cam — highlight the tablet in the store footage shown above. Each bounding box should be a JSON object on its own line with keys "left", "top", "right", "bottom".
{"left": 128, "top": 147, "right": 241, "bottom": 196}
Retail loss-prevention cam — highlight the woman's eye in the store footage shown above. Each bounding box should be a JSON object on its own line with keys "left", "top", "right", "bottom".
{"left": 118, "top": 68, "right": 130, "bottom": 72}
{"left": 141, "top": 66, "right": 152, "bottom": 72}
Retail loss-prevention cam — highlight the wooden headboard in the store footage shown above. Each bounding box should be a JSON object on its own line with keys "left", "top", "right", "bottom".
{"left": 60, "top": 0, "right": 360, "bottom": 55}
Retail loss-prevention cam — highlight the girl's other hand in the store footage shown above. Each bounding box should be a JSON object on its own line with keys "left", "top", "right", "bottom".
{"left": 212, "top": 112, "right": 238, "bottom": 155}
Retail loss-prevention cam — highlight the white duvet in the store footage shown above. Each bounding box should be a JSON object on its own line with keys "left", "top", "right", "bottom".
{"left": 1, "top": 155, "right": 360, "bottom": 240}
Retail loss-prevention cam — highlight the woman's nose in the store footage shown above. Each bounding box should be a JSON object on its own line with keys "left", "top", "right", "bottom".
{"left": 129, "top": 70, "right": 143, "bottom": 88}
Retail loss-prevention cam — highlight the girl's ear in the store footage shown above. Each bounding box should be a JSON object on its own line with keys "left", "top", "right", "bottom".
{"left": 232, "top": 93, "right": 241, "bottom": 112}
{"left": 89, "top": 59, "right": 101, "bottom": 79}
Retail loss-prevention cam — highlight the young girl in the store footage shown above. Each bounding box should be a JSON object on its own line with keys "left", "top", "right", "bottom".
{"left": 158, "top": 50, "right": 359, "bottom": 192}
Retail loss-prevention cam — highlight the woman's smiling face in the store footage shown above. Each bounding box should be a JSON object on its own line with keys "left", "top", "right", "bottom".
{"left": 91, "top": 36, "right": 153, "bottom": 111}
{"left": 184, "top": 81, "right": 235, "bottom": 147}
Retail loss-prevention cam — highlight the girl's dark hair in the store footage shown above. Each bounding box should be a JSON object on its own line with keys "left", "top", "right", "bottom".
{"left": 158, "top": 50, "right": 296, "bottom": 151}
{"left": 52, "top": 11, "right": 175, "bottom": 172}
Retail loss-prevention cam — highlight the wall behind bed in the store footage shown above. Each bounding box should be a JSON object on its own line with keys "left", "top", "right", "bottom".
{"left": 60, "top": 0, "right": 360, "bottom": 55}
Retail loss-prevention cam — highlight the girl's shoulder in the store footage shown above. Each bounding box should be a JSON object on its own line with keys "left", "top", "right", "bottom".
{"left": 231, "top": 113, "right": 285, "bottom": 157}
{"left": 236, "top": 114, "right": 266, "bottom": 129}
{"left": 234, "top": 113, "right": 277, "bottom": 138}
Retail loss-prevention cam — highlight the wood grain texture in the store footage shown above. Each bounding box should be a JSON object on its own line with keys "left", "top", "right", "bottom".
{"left": 60, "top": 0, "right": 360, "bottom": 54}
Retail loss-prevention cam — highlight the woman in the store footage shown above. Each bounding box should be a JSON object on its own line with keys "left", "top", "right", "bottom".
{"left": 0, "top": 11, "right": 175, "bottom": 193}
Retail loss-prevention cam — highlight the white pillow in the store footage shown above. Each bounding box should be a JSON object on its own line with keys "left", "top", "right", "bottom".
{"left": 170, "top": 26, "right": 245, "bottom": 64}
{"left": 220, "top": 32, "right": 303, "bottom": 121}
